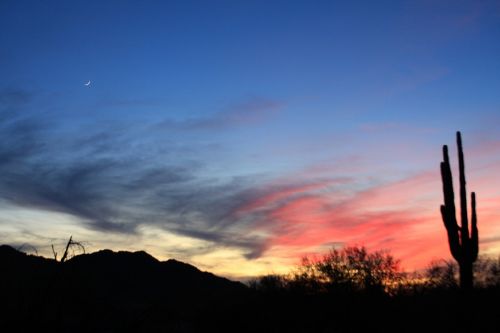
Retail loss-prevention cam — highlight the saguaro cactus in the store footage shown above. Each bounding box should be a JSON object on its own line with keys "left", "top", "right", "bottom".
{"left": 440, "top": 131, "right": 478, "bottom": 290}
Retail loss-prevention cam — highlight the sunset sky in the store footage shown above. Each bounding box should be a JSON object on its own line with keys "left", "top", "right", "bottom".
{"left": 1, "top": 0, "right": 500, "bottom": 279}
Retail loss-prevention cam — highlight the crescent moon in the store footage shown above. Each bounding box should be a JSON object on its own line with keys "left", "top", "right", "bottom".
{"left": 84, "top": 80, "right": 91, "bottom": 86}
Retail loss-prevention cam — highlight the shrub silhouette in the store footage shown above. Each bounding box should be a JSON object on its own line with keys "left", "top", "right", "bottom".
{"left": 252, "top": 246, "right": 402, "bottom": 295}
{"left": 248, "top": 274, "right": 287, "bottom": 293}
{"left": 425, "top": 260, "right": 459, "bottom": 290}
{"left": 471, "top": 255, "right": 500, "bottom": 288}
{"left": 313, "top": 246, "right": 401, "bottom": 294}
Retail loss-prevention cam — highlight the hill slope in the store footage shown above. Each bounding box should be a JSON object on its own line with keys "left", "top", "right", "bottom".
{"left": 0, "top": 245, "right": 247, "bottom": 332}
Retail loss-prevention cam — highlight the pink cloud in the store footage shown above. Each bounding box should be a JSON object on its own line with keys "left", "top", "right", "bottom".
{"left": 236, "top": 179, "right": 343, "bottom": 214}
{"left": 239, "top": 157, "right": 500, "bottom": 270}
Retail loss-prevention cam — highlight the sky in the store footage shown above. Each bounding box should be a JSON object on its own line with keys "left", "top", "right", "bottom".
{"left": 1, "top": 0, "right": 500, "bottom": 279}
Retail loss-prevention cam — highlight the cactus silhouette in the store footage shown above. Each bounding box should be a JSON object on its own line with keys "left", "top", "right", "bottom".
{"left": 440, "top": 131, "right": 478, "bottom": 290}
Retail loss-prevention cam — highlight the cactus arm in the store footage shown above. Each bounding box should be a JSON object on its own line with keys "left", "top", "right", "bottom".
{"left": 470, "top": 192, "right": 478, "bottom": 261}
{"left": 457, "top": 132, "right": 470, "bottom": 248}
{"left": 440, "top": 205, "right": 461, "bottom": 261}
{"left": 440, "top": 147, "right": 456, "bottom": 218}
{"left": 440, "top": 146, "right": 461, "bottom": 261}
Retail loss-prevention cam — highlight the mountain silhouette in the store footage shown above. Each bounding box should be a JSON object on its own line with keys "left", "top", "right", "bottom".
{"left": 0, "top": 245, "right": 247, "bottom": 332}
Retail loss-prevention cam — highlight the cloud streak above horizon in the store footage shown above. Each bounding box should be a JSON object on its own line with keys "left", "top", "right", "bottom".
{"left": 1, "top": 87, "right": 500, "bottom": 276}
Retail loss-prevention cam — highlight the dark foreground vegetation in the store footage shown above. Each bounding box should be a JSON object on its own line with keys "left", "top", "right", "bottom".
{"left": 1, "top": 244, "right": 499, "bottom": 333}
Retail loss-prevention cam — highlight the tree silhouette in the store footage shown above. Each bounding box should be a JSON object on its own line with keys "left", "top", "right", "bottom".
{"left": 440, "top": 131, "right": 478, "bottom": 290}
{"left": 315, "top": 246, "right": 401, "bottom": 293}
{"left": 283, "top": 246, "right": 401, "bottom": 295}
{"left": 51, "top": 235, "right": 85, "bottom": 263}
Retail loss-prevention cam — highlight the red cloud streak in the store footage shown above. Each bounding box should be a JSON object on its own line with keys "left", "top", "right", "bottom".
{"left": 239, "top": 163, "right": 500, "bottom": 271}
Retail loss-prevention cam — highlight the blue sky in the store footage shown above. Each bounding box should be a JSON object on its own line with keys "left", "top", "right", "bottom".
{"left": 1, "top": 0, "right": 500, "bottom": 278}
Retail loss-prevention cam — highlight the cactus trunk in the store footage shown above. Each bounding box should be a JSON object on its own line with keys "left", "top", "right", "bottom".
{"left": 460, "top": 260, "right": 473, "bottom": 290}
{"left": 440, "top": 132, "right": 478, "bottom": 290}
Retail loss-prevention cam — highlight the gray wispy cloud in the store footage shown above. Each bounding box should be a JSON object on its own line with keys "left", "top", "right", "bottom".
{"left": 0, "top": 90, "right": 289, "bottom": 259}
